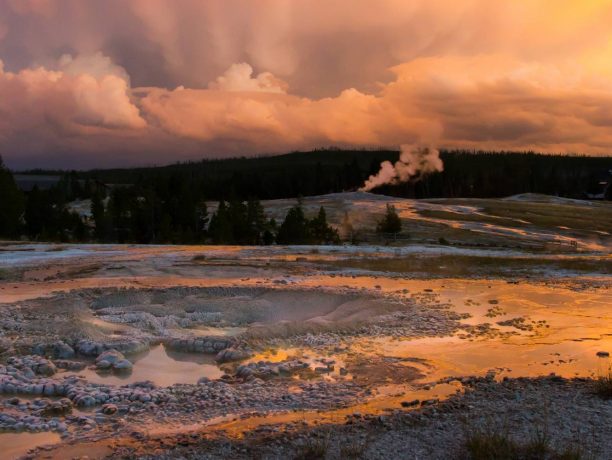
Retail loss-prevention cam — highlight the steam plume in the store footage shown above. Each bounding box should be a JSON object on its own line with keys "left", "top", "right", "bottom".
{"left": 360, "top": 144, "right": 443, "bottom": 191}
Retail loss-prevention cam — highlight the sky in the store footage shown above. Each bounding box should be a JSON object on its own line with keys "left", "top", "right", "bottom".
{"left": 2, "top": 0, "right": 612, "bottom": 169}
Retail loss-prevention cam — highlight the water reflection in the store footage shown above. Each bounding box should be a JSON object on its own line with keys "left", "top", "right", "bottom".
{"left": 67, "top": 344, "right": 224, "bottom": 386}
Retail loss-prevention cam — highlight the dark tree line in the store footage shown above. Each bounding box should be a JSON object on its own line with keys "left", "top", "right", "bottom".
{"left": 25, "top": 149, "right": 610, "bottom": 201}
{"left": 1, "top": 153, "right": 342, "bottom": 244}
{"left": 383, "top": 150, "right": 612, "bottom": 199}
{"left": 2, "top": 149, "right": 611, "bottom": 242}
{"left": 208, "top": 199, "right": 273, "bottom": 245}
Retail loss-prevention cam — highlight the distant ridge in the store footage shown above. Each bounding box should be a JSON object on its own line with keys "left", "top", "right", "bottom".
{"left": 14, "top": 149, "right": 612, "bottom": 200}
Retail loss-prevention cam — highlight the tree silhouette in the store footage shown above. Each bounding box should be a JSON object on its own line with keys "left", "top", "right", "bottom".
{"left": 376, "top": 204, "right": 402, "bottom": 234}
{"left": 277, "top": 202, "right": 310, "bottom": 244}
{"left": 309, "top": 207, "right": 340, "bottom": 244}
{"left": 0, "top": 156, "right": 24, "bottom": 238}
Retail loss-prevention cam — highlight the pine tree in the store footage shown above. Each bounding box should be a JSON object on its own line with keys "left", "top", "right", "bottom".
{"left": 309, "top": 207, "right": 340, "bottom": 244}
{"left": 24, "top": 186, "right": 49, "bottom": 240}
{"left": 208, "top": 201, "right": 233, "bottom": 244}
{"left": 376, "top": 204, "right": 402, "bottom": 234}
{"left": 91, "top": 192, "right": 109, "bottom": 241}
{"left": 246, "top": 198, "right": 266, "bottom": 244}
{"left": 0, "top": 156, "right": 24, "bottom": 238}
{"left": 227, "top": 199, "right": 248, "bottom": 243}
{"left": 262, "top": 218, "right": 277, "bottom": 245}
{"left": 277, "top": 203, "right": 310, "bottom": 244}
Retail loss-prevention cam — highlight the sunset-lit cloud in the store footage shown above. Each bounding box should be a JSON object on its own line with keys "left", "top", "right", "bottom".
{"left": 1, "top": 0, "right": 612, "bottom": 167}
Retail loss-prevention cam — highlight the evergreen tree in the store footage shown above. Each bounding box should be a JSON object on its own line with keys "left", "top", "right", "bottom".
{"left": 262, "top": 218, "right": 277, "bottom": 245}
{"left": 309, "top": 207, "right": 340, "bottom": 244}
{"left": 24, "top": 186, "right": 50, "bottom": 239}
{"left": 246, "top": 198, "right": 266, "bottom": 244}
{"left": 129, "top": 190, "right": 158, "bottom": 243}
{"left": 227, "top": 199, "right": 249, "bottom": 243}
{"left": 277, "top": 202, "right": 310, "bottom": 244}
{"left": 208, "top": 201, "right": 233, "bottom": 243}
{"left": 0, "top": 156, "right": 24, "bottom": 238}
{"left": 108, "top": 188, "right": 132, "bottom": 243}
{"left": 376, "top": 204, "right": 402, "bottom": 234}
{"left": 159, "top": 213, "right": 174, "bottom": 242}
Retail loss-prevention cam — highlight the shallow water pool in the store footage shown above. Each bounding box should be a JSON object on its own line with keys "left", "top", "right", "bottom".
{"left": 66, "top": 344, "right": 225, "bottom": 387}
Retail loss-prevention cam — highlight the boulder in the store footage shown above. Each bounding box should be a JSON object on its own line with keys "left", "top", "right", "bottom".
{"left": 95, "top": 349, "right": 125, "bottom": 366}
{"left": 101, "top": 403, "right": 118, "bottom": 415}
{"left": 114, "top": 359, "right": 133, "bottom": 371}
{"left": 54, "top": 341, "right": 76, "bottom": 359}
{"left": 95, "top": 350, "right": 133, "bottom": 372}
{"left": 96, "top": 360, "right": 112, "bottom": 370}
{"left": 215, "top": 348, "right": 251, "bottom": 363}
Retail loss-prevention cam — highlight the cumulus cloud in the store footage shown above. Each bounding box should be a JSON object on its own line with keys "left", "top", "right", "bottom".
{"left": 2, "top": 1, "right": 612, "bottom": 95}
{"left": 2, "top": 1, "right": 612, "bottom": 167}
{"left": 138, "top": 54, "right": 612, "bottom": 156}
{"left": 0, "top": 53, "right": 145, "bottom": 166}
{"left": 208, "top": 63, "right": 288, "bottom": 93}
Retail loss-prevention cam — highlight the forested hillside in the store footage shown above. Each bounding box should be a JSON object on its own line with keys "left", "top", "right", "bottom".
{"left": 3, "top": 149, "right": 611, "bottom": 243}
{"left": 21, "top": 149, "right": 612, "bottom": 200}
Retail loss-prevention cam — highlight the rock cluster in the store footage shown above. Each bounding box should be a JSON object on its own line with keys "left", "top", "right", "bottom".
{"left": 0, "top": 410, "right": 68, "bottom": 434}
{"left": 75, "top": 339, "right": 149, "bottom": 356}
{"left": 39, "top": 398, "right": 73, "bottom": 416}
{"left": 0, "top": 360, "right": 168, "bottom": 410}
{"left": 32, "top": 338, "right": 149, "bottom": 358}
{"left": 215, "top": 347, "right": 252, "bottom": 363}
{"left": 165, "top": 337, "right": 234, "bottom": 354}
{"left": 32, "top": 341, "right": 75, "bottom": 359}
{"left": 6, "top": 355, "right": 57, "bottom": 376}
{"left": 235, "top": 360, "right": 310, "bottom": 380}
{"left": 95, "top": 350, "right": 133, "bottom": 372}
{"left": 54, "top": 360, "right": 87, "bottom": 371}
{"left": 0, "top": 352, "right": 364, "bottom": 439}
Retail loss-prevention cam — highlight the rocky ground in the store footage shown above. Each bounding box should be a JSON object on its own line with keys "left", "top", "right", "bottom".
{"left": 96, "top": 376, "right": 612, "bottom": 460}
{"left": 0, "top": 285, "right": 462, "bottom": 441}
{"left": 0, "top": 238, "right": 610, "bottom": 459}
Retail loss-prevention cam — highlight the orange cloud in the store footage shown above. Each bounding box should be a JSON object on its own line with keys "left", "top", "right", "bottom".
{"left": 208, "top": 63, "right": 288, "bottom": 93}
{"left": 137, "top": 55, "right": 612, "bottom": 156}
{"left": 0, "top": 54, "right": 144, "bottom": 132}
{"left": 1, "top": 1, "right": 612, "bottom": 167}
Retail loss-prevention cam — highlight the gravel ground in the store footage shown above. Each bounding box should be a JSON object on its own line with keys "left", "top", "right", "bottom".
{"left": 101, "top": 376, "right": 612, "bottom": 460}
{"left": 1, "top": 245, "right": 609, "bottom": 460}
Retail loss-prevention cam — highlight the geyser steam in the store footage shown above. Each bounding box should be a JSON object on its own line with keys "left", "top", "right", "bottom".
{"left": 359, "top": 144, "right": 444, "bottom": 191}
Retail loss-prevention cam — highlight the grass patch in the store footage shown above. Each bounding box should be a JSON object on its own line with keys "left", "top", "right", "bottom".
{"left": 0, "top": 267, "right": 21, "bottom": 281}
{"left": 594, "top": 368, "right": 612, "bottom": 399}
{"left": 422, "top": 198, "right": 612, "bottom": 235}
{"left": 464, "top": 426, "right": 518, "bottom": 459}
{"left": 339, "top": 440, "right": 367, "bottom": 458}
{"left": 321, "top": 254, "right": 611, "bottom": 278}
{"left": 293, "top": 434, "right": 330, "bottom": 460}
{"left": 463, "top": 424, "right": 589, "bottom": 460}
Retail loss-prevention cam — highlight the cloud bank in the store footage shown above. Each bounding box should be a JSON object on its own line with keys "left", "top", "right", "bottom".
{"left": 1, "top": 1, "right": 612, "bottom": 168}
